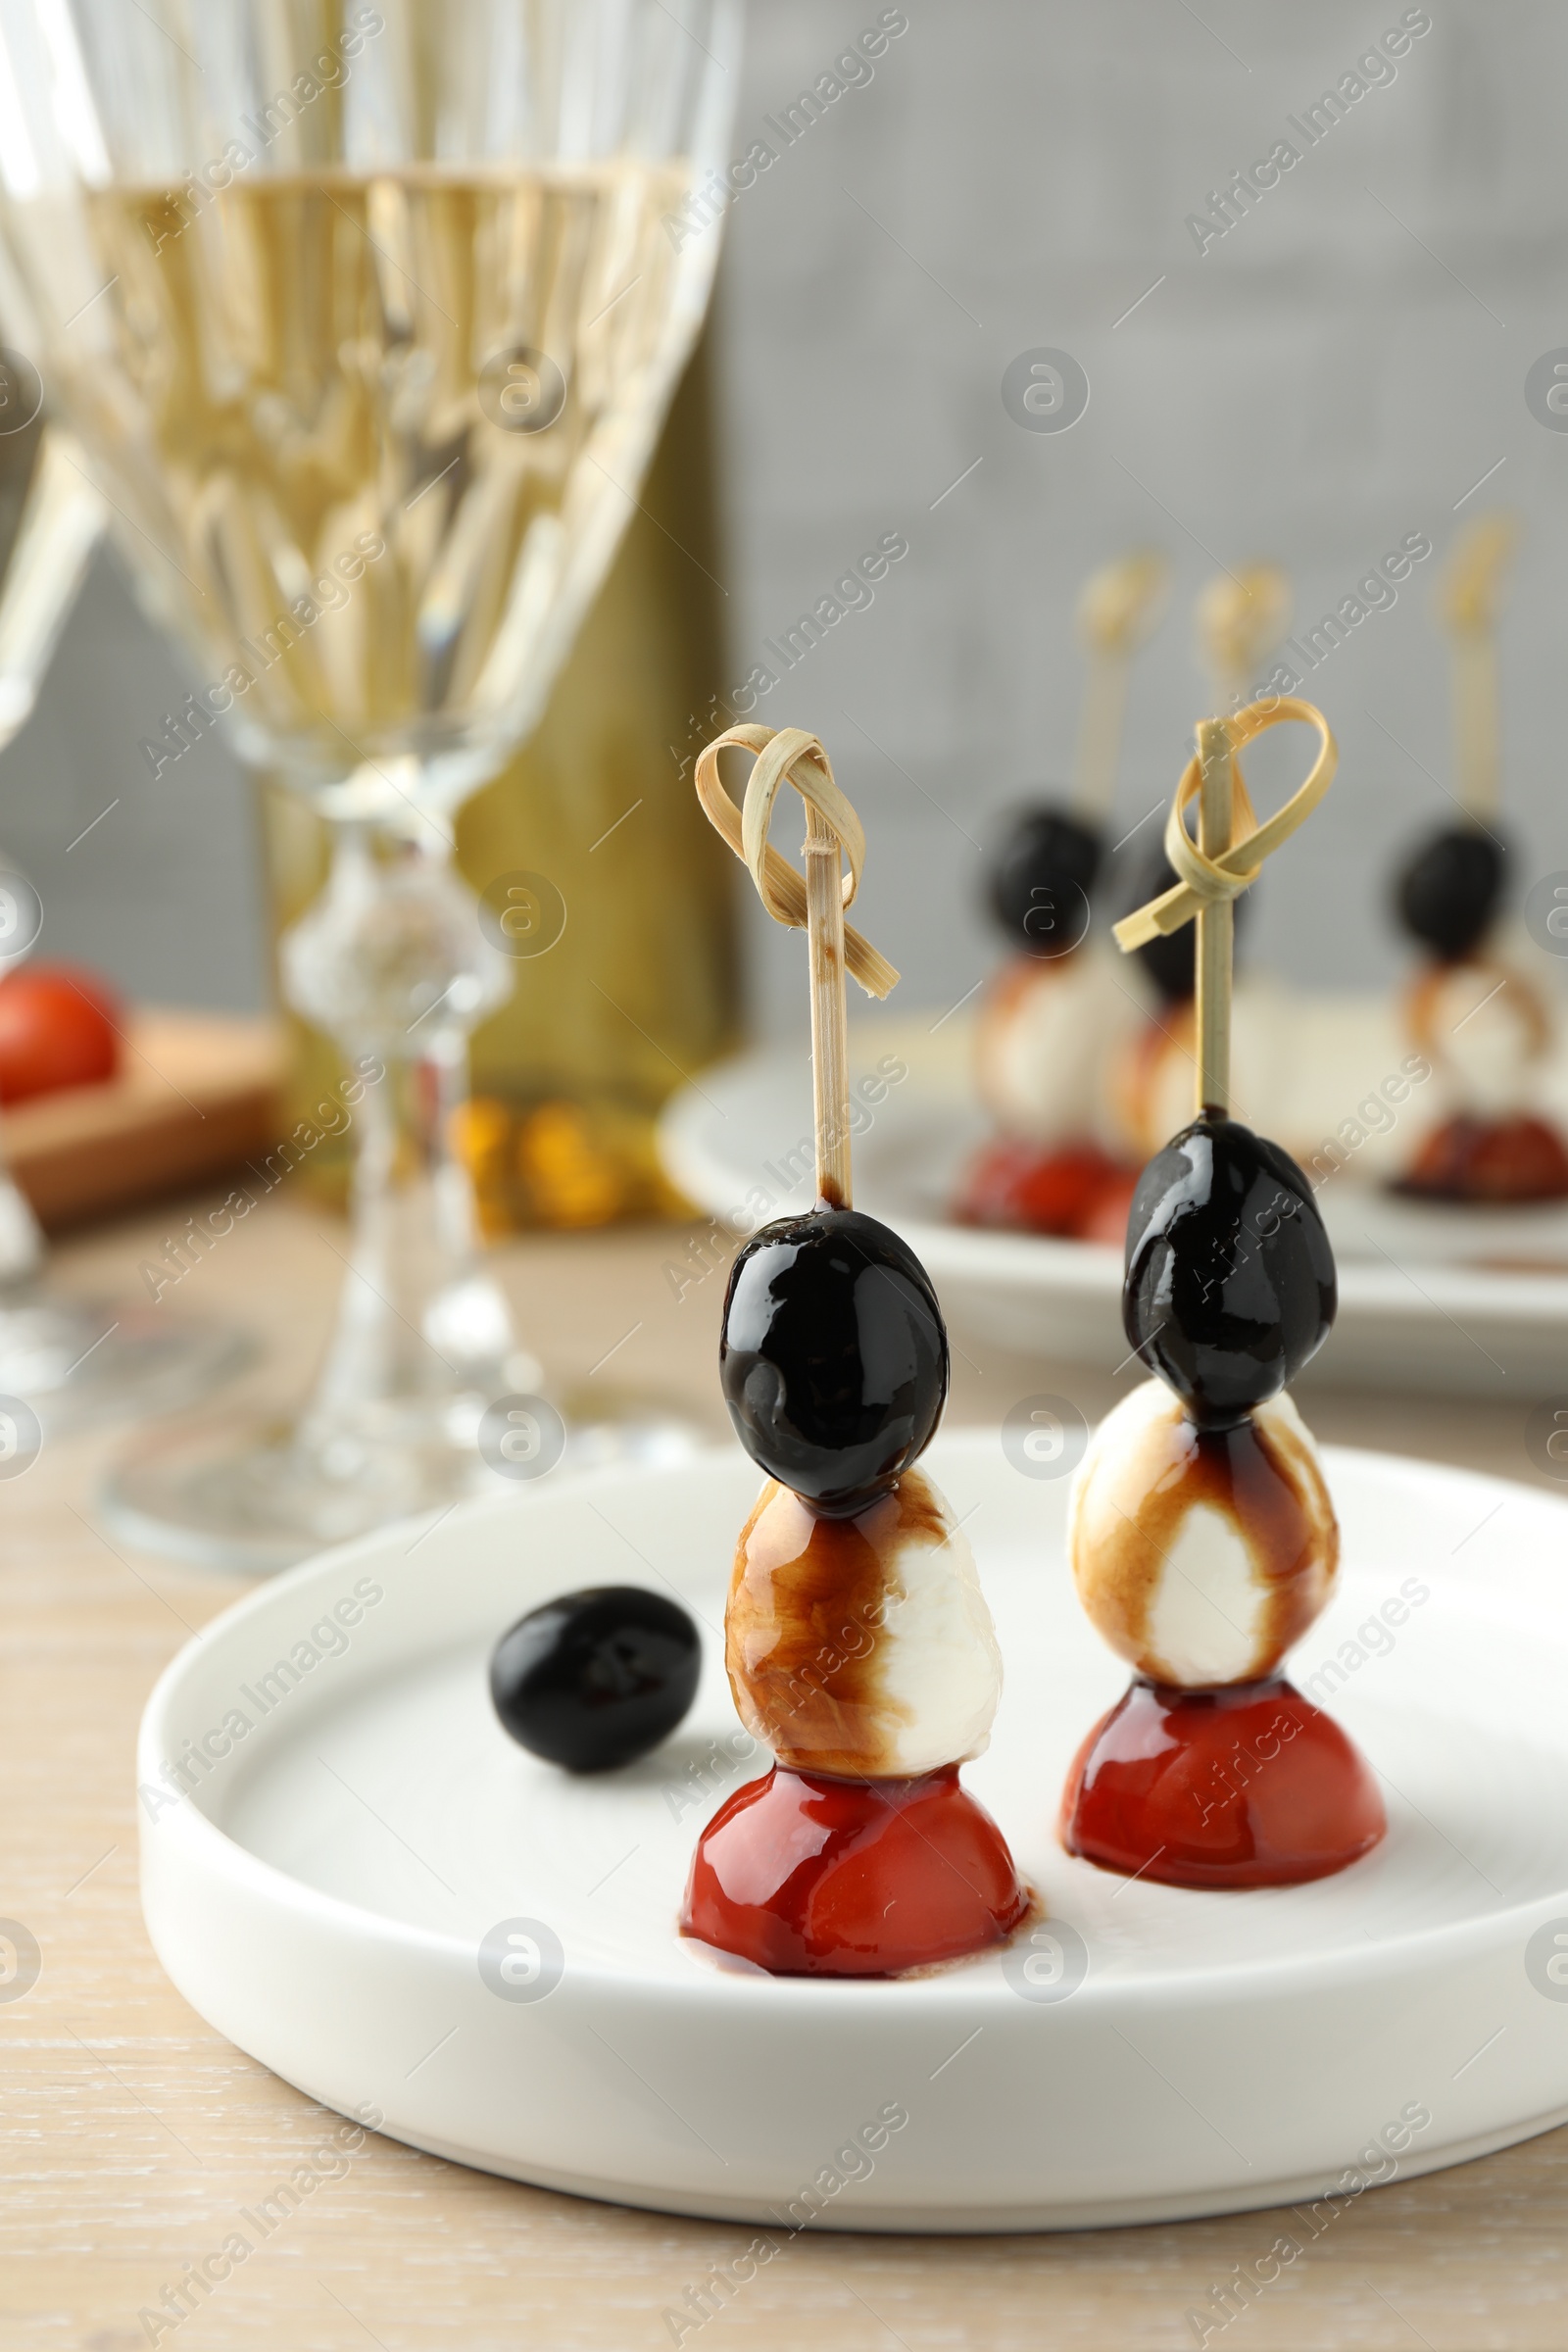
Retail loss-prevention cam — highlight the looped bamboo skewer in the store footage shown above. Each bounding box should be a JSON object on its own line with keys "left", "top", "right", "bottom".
{"left": 1114, "top": 695, "right": 1338, "bottom": 1117}
{"left": 1071, "top": 550, "right": 1168, "bottom": 818}
{"left": 696, "top": 724, "right": 899, "bottom": 1208}
{"left": 1438, "top": 510, "right": 1518, "bottom": 822}
{"left": 694, "top": 725, "right": 898, "bottom": 995}
{"left": 1196, "top": 564, "right": 1292, "bottom": 707}
{"left": 1114, "top": 697, "right": 1337, "bottom": 946}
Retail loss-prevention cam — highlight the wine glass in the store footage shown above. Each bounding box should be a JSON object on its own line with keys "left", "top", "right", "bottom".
{"left": 0, "top": 0, "right": 739, "bottom": 1567}
{"left": 0, "top": 381, "right": 247, "bottom": 1429}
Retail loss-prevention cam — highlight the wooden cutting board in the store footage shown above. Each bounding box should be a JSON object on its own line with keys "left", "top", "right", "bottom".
{"left": 3, "top": 1009, "right": 285, "bottom": 1230}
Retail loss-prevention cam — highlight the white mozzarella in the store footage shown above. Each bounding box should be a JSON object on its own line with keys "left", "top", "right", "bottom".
{"left": 1067, "top": 1378, "right": 1338, "bottom": 1687}
{"left": 871, "top": 1512, "right": 1004, "bottom": 1775}
{"left": 975, "top": 944, "right": 1144, "bottom": 1148}
{"left": 726, "top": 1472, "right": 1003, "bottom": 1778}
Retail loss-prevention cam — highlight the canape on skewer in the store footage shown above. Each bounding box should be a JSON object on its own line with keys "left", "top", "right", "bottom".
{"left": 1107, "top": 565, "right": 1291, "bottom": 1166}
{"left": 1062, "top": 698, "right": 1386, "bottom": 1889}
{"left": 684, "top": 725, "right": 1029, "bottom": 1976}
{"left": 1391, "top": 514, "right": 1568, "bottom": 1203}
{"left": 957, "top": 553, "right": 1164, "bottom": 1242}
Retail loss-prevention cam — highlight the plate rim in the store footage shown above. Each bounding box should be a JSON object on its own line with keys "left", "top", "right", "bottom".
{"left": 658, "top": 1039, "right": 1568, "bottom": 1322}
{"left": 138, "top": 1433, "right": 1568, "bottom": 2012}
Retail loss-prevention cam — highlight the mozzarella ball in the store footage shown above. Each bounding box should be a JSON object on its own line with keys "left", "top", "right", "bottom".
{"left": 1067, "top": 1378, "right": 1338, "bottom": 1687}
{"left": 1108, "top": 972, "right": 1294, "bottom": 1160}
{"left": 1406, "top": 956, "right": 1548, "bottom": 1118}
{"left": 975, "top": 944, "right": 1143, "bottom": 1148}
{"left": 725, "top": 1469, "right": 1003, "bottom": 1779}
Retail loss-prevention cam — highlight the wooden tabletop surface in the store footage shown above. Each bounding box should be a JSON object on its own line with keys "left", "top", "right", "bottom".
{"left": 4, "top": 1191, "right": 1566, "bottom": 2352}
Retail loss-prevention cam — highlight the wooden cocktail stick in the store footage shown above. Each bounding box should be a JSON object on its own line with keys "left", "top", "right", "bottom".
{"left": 1072, "top": 550, "right": 1168, "bottom": 819}
{"left": 1115, "top": 696, "right": 1338, "bottom": 1119}
{"left": 695, "top": 724, "right": 898, "bottom": 1209}
{"left": 1194, "top": 716, "right": 1234, "bottom": 1116}
{"left": 1196, "top": 564, "right": 1291, "bottom": 709}
{"left": 1438, "top": 510, "right": 1518, "bottom": 822}
{"left": 804, "top": 793, "right": 853, "bottom": 1205}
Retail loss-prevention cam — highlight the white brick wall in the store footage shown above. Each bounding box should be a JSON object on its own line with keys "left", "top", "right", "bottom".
{"left": 8, "top": 0, "right": 1566, "bottom": 1034}
{"left": 713, "top": 0, "right": 1568, "bottom": 1036}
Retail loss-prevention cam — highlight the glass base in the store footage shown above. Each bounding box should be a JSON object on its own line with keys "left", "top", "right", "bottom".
{"left": 99, "top": 1386, "right": 710, "bottom": 1576}
{"left": 0, "top": 1287, "right": 250, "bottom": 1432}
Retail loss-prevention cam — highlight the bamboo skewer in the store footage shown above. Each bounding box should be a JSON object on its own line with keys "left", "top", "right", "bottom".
{"left": 1452, "top": 635, "right": 1498, "bottom": 819}
{"left": 1194, "top": 716, "right": 1235, "bottom": 1116}
{"left": 694, "top": 724, "right": 898, "bottom": 1211}
{"left": 804, "top": 795, "right": 852, "bottom": 1206}
{"left": 1438, "top": 511, "right": 1518, "bottom": 823}
{"left": 1195, "top": 564, "right": 1291, "bottom": 710}
{"left": 1115, "top": 695, "right": 1338, "bottom": 1121}
{"left": 1071, "top": 551, "right": 1168, "bottom": 819}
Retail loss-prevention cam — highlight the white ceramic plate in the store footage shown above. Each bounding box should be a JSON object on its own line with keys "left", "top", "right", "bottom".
{"left": 140, "top": 1434, "right": 1568, "bottom": 2230}
{"left": 659, "top": 1024, "right": 1568, "bottom": 1396}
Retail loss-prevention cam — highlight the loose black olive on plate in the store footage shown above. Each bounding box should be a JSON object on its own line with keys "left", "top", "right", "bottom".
{"left": 1122, "top": 1112, "right": 1336, "bottom": 1431}
{"left": 490, "top": 1586, "right": 701, "bottom": 1773}
{"left": 719, "top": 1206, "right": 949, "bottom": 1516}
{"left": 1395, "top": 823, "right": 1507, "bottom": 961}
{"left": 987, "top": 803, "right": 1102, "bottom": 957}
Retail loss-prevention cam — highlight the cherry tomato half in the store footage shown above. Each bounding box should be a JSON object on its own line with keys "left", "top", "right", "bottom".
{"left": 955, "top": 1137, "right": 1139, "bottom": 1243}
{"left": 0, "top": 961, "right": 122, "bottom": 1104}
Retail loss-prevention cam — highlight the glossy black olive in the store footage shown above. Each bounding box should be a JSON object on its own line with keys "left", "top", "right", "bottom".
{"left": 1395, "top": 823, "right": 1506, "bottom": 961}
{"left": 987, "top": 803, "right": 1102, "bottom": 956}
{"left": 1122, "top": 843, "right": 1252, "bottom": 1002}
{"left": 1122, "top": 1112, "right": 1336, "bottom": 1430}
{"left": 489, "top": 1586, "right": 700, "bottom": 1773}
{"left": 719, "top": 1206, "right": 949, "bottom": 1515}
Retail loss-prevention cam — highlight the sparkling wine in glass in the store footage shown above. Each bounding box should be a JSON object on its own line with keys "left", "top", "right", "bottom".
{"left": 0, "top": 0, "right": 738, "bottom": 1565}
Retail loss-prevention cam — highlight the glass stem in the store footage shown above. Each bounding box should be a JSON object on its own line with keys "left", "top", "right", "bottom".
{"left": 0, "top": 1103, "right": 44, "bottom": 1292}
{"left": 280, "top": 806, "right": 528, "bottom": 1456}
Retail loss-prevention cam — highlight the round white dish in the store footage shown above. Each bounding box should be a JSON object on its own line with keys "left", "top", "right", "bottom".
{"left": 140, "top": 1433, "right": 1568, "bottom": 2230}
{"left": 658, "top": 1022, "right": 1568, "bottom": 1396}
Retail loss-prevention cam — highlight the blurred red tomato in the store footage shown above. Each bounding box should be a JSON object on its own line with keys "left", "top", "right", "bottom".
{"left": 956, "top": 1137, "right": 1139, "bottom": 1243}
{"left": 1074, "top": 1168, "right": 1141, "bottom": 1247}
{"left": 1401, "top": 1111, "right": 1568, "bottom": 1203}
{"left": 0, "top": 962, "right": 122, "bottom": 1104}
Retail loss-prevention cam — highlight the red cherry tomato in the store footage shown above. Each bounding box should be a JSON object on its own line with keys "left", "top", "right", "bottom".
{"left": 1073, "top": 1167, "right": 1142, "bottom": 1247}
{"left": 0, "top": 961, "right": 122, "bottom": 1104}
{"left": 1402, "top": 1111, "right": 1568, "bottom": 1203}
{"left": 956, "top": 1138, "right": 1138, "bottom": 1242}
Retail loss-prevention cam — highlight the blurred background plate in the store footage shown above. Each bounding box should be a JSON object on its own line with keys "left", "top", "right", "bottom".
{"left": 660, "top": 1013, "right": 1568, "bottom": 1398}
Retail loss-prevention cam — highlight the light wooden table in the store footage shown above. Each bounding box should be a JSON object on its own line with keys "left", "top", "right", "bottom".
{"left": 4, "top": 1193, "right": 1566, "bottom": 2352}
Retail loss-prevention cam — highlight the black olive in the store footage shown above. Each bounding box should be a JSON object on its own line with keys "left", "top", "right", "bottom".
{"left": 1122, "top": 841, "right": 1252, "bottom": 1003}
{"left": 1122, "top": 1112, "right": 1336, "bottom": 1429}
{"left": 719, "top": 1206, "right": 949, "bottom": 1515}
{"left": 489, "top": 1586, "right": 700, "bottom": 1773}
{"left": 987, "top": 803, "right": 1102, "bottom": 956}
{"left": 1395, "top": 823, "right": 1507, "bottom": 961}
